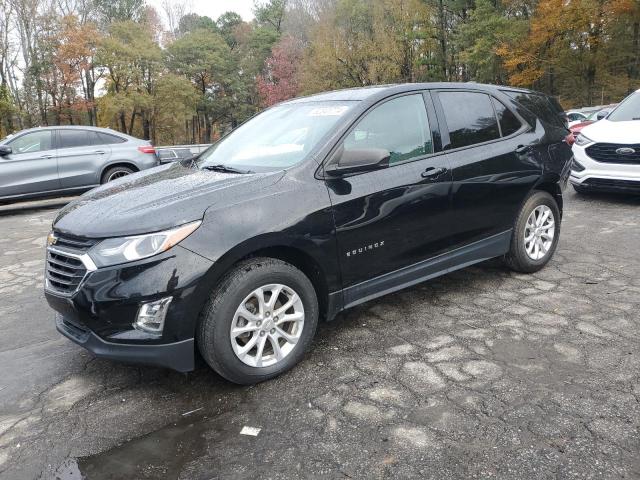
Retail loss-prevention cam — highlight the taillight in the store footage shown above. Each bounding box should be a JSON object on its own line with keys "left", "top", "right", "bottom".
{"left": 138, "top": 145, "right": 156, "bottom": 154}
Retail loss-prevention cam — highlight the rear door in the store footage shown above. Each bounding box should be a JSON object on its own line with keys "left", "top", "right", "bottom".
{"left": 0, "top": 130, "right": 59, "bottom": 198}
{"left": 56, "top": 129, "right": 112, "bottom": 188}
{"left": 434, "top": 90, "right": 539, "bottom": 247}
{"left": 326, "top": 92, "right": 453, "bottom": 297}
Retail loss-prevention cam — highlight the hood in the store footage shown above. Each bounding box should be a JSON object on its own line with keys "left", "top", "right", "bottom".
{"left": 580, "top": 119, "right": 640, "bottom": 143}
{"left": 53, "top": 162, "right": 285, "bottom": 238}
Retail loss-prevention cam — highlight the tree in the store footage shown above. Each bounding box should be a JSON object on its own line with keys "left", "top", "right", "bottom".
{"left": 165, "top": 28, "right": 233, "bottom": 142}
{"left": 257, "top": 35, "right": 303, "bottom": 106}
{"left": 94, "top": 0, "right": 146, "bottom": 25}
{"left": 98, "top": 20, "right": 162, "bottom": 137}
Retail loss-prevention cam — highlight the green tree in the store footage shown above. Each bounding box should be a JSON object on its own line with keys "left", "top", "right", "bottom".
{"left": 165, "top": 28, "right": 233, "bottom": 142}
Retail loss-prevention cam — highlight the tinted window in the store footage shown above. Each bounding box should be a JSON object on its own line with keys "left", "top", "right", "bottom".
{"left": 58, "top": 130, "right": 97, "bottom": 148}
{"left": 502, "top": 91, "right": 565, "bottom": 127}
{"left": 492, "top": 98, "right": 522, "bottom": 137}
{"left": 343, "top": 94, "right": 432, "bottom": 165}
{"left": 96, "top": 132, "right": 126, "bottom": 144}
{"left": 7, "top": 131, "right": 53, "bottom": 154}
{"left": 439, "top": 92, "right": 500, "bottom": 149}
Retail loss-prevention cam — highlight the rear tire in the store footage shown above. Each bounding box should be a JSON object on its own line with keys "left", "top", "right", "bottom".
{"left": 504, "top": 191, "right": 560, "bottom": 273}
{"left": 101, "top": 166, "right": 134, "bottom": 184}
{"left": 197, "top": 257, "right": 318, "bottom": 385}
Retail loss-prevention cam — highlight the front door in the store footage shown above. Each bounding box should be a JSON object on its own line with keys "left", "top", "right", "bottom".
{"left": 325, "top": 93, "right": 452, "bottom": 302}
{"left": 0, "top": 130, "right": 59, "bottom": 198}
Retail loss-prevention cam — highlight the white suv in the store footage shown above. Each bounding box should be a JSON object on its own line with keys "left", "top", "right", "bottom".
{"left": 571, "top": 90, "right": 640, "bottom": 194}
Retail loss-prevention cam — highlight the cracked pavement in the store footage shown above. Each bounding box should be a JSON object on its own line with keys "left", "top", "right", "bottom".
{"left": 0, "top": 191, "right": 639, "bottom": 479}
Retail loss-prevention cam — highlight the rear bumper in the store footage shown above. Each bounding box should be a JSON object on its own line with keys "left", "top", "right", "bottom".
{"left": 56, "top": 313, "right": 195, "bottom": 372}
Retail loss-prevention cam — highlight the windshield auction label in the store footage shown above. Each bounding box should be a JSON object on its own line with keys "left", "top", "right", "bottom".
{"left": 308, "top": 106, "right": 350, "bottom": 117}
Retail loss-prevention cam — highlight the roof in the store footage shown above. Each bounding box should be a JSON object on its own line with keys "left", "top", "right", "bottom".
{"left": 284, "top": 82, "right": 537, "bottom": 104}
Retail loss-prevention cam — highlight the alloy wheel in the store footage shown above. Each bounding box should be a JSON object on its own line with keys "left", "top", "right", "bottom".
{"left": 230, "top": 284, "right": 305, "bottom": 368}
{"left": 524, "top": 205, "right": 555, "bottom": 260}
{"left": 107, "top": 170, "right": 130, "bottom": 182}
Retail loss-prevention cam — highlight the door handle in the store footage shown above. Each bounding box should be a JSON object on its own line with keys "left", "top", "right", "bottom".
{"left": 421, "top": 166, "right": 447, "bottom": 179}
{"left": 40, "top": 154, "right": 55, "bottom": 159}
{"left": 515, "top": 145, "right": 531, "bottom": 154}
{"left": 94, "top": 150, "right": 105, "bottom": 155}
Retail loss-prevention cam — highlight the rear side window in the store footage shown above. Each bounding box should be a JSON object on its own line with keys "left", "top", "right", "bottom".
{"left": 492, "top": 98, "right": 522, "bottom": 137}
{"left": 343, "top": 94, "right": 432, "bottom": 165}
{"left": 58, "top": 130, "right": 96, "bottom": 148}
{"left": 438, "top": 91, "right": 500, "bottom": 149}
{"left": 96, "top": 132, "right": 126, "bottom": 144}
{"left": 502, "top": 91, "right": 564, "bottom": 127}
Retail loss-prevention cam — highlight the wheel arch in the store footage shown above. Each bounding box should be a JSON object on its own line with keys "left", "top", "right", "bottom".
{"left": 100, "top": 161, "right": 139, "bottom": 183}
{"left": 196, "top": 237, "right": 335, "bottom": 326}
{"left": 533, "top": 179, "right": 563, "bottom": 216}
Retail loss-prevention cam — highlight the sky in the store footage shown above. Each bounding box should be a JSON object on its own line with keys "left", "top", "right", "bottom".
{"left": 148, "top": 0, "right": 256, "bottom": 23}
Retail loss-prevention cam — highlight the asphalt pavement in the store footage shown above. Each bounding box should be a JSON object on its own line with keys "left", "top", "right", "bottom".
{"left": 0, "top": 190, "right": 639, "bottom": 479}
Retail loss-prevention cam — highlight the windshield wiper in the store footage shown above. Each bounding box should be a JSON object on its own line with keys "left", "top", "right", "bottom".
{"left": 202, "top": 164, "right": 254, "bottom": 174}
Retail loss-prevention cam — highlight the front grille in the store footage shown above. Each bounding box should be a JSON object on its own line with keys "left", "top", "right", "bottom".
{"left": 46, "top": 250, "right": 87, "bottom": 294}
{"left": 585, "top": 143, "right": 640, "bottom": 164}
{"left": 45, "top": 232, "right": 95, "bottom": 296}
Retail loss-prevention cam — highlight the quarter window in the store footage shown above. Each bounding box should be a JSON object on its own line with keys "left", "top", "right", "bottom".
{"left": 343, "top": 94, "right": 432, "bottom": 165}
{"left": 492, "top": 98, "right": 522, "bottom": 137}
{"left": 438, "top": 91, "right": 500, "bottom": 149}
{"left": 7, "top": 131, "right": 53, "bottom": 154}
{"left": 96, "top": 132, "right": 126, "bottom": 144}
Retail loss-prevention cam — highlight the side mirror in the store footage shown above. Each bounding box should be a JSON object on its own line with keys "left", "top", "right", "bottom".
{"left": 596, "top": 110, "right": 608, "bottom": 121}
{"left": 0, "top": 145, "right": 12, "bottom": 156}
{"left": 326, "top": 147, "right": 391, "bottom": 176}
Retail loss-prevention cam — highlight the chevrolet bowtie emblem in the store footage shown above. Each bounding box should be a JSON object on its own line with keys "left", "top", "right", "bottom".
{"left": 47, "top": 232, "right": 58, "bottom": 246}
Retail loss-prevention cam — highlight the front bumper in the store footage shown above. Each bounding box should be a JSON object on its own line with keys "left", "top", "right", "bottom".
{"left": 56, "top": 314, "right": 195, "bottom": 371}
{"left": 571, "top": 145, "right": 640, "bottom": 193}
{"left": 45, "top": 244, "right": 214, "bottom": 372}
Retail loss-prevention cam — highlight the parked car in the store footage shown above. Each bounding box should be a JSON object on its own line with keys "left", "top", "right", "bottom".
{"left": 566, "top": 107, "right": 616, "bottom": 145}
{"left": 571, "top": 90, "right": 640, "bottom": 194}
{"left": 567, "top": 110, "right": 591, "bottom": 127}
{"left": 44, "top": 83, "right": 571, "bottom": 384}
{"left": 0, "top": 126, "right": 159, "bottom": 203}
{"left": 156, "top": 147, "right": 195, "bottom": 164}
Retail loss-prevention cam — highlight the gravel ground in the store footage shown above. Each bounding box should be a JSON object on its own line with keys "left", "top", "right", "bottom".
{"left": 0, "top": 189, "right": 639, "bottom": 480}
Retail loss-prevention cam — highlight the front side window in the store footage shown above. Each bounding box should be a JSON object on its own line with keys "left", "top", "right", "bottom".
{"left": 198, "top": 101, "right": 357, "bottom": 172}
{"left": 343, "top": 94, "right": 432, "bottom": 165}
{"left": 607, "top": 92, "right": 640, "bottom": 122}
{"left": 439, "top": 92, "right": 500, "bottom": 149}
{"left": 7, "top": 131, "right": 53, "bottom": 154}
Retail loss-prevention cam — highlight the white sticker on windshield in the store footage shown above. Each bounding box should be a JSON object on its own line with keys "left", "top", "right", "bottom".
{"left": 308, "top": 106, "right": 349, "bottom": 117}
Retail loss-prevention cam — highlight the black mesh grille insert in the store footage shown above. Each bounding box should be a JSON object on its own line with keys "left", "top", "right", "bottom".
{"left": 585, "top": 143, "right": 640, "bottom": 164}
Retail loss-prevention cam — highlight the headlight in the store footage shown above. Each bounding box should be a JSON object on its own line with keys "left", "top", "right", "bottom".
{"left": 89, "top": 221, "right": 201, "bottom": 267}
{"left": 574, "top": 133, "right": 594, "bottom": 147}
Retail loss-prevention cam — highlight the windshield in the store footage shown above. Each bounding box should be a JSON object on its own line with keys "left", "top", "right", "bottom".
{"left": 198, "top": 101, "right": 357, "bottom": 172}
{"left": 607, "top": 92, "right": 640, "bottom": 122}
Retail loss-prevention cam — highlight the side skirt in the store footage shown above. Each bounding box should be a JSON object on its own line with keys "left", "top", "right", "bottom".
{"left": 327, "top": 230, "right": 512, "bottom": 317}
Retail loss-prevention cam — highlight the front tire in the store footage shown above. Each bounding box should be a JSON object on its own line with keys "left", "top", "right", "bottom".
{"left": 504, "top": 191, "right": 560, "bottom": 273}
{"left": 197, "top": 257, "right": 318, "bottom": 385}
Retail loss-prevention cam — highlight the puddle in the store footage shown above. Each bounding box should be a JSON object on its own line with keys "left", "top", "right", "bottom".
{"left": 53, "top": 416, "right": 209, "bottom": 480}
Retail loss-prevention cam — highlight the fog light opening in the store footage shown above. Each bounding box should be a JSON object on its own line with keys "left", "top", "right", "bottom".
{"left": 134, "top": 297, "right": 172, "bottom": 335}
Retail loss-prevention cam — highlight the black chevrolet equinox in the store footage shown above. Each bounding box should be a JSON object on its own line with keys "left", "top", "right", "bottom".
{"left": 45, "top": 83, "right": 572, "bottom": 384}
